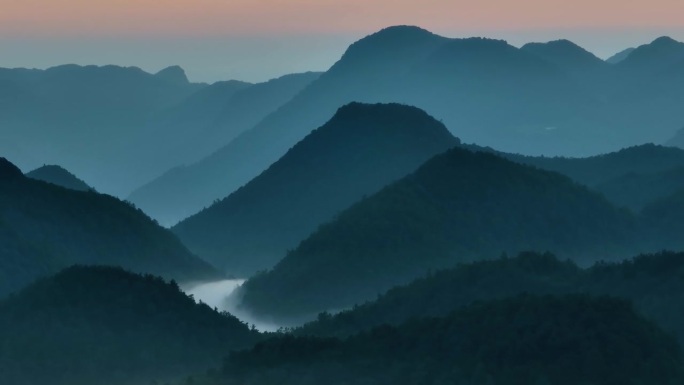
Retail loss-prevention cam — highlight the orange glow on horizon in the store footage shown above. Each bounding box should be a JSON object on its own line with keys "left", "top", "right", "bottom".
{"left": 2, "top": 0, "right": 684, "bottom": 38}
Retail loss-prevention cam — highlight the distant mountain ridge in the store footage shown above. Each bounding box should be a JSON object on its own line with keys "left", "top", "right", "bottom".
{"left": 129, "top": 27, "right": 684, "bottom": 224}
{"left": 521, "top": 39, "right": 607, "bottom": 74}
{"left": 172, "top": 103, "right": 460, "bottom": 276}
{"left": 606, "top": 47, "right": 636, "bottom": 64}
{"left": 0, "top": 64, "right": 319, "bottom": 199}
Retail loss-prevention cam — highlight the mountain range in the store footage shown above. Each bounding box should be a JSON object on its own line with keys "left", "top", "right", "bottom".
{"left": 237, "top": 146, "right": 638, "bottom": 322}
{"left": 0, "top": 64, "right": 318, "bottom": 198}
{"left": 172, "top": 103, "right": 460, "bottom": 275}
{"left": 128, "top": 26, "right": 684, "bottom": 224}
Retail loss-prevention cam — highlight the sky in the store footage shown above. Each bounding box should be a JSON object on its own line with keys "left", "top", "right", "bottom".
{"left": 1, "top": 0, "right": 684, "bottom": 82}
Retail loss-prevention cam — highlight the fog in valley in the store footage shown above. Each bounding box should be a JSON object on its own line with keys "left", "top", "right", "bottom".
{"left": 3, "top": 2, "right": 684, "bottom": 384}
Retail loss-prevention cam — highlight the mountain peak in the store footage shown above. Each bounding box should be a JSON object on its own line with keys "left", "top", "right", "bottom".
{"left": 26, "top": 164, "right": 92, "bottom": 191}
{"left": 0, "top": 158, "right": 23, "bottom": 180}
{"left": 371, "top": 25, "right": 437, "bottom": 39}
{"left": 619, "top": 36, "right": 684, "bottom": 69}
{"left": 155, "top": 65, "right": 189, "bottom": 84}
{"left": 651, "top": 36, "right": 681, "bottom": 46}
{"left": 521, "top": 39, "right": 604, "bottom": 71}
{"left": 339, "top": 25, "right": 446, "bottom": 65}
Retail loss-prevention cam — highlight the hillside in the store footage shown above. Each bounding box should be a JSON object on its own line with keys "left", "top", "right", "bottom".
{"left": 0, "top": 266, "right": 261, "bottom": 385}
{"left": 296, "top": 251, "right": 684, "bottom": 346}
{"left": 26, "top": 165, "right": 93, "bottom": 191}
{"left": 128, "top": 29, "right": 684, "bottom": 222}
{"left": 238, "top": 147, "right": 637, "bottom": 322}
{"left": 594, "top": 167, "right": 684, "bottom": 211}
{"left": 504, "top": 144, "right": 684, "bottom": 209}
{"left": 0, "top": 158, "right": 220, "bottom": 297}
{"left": 192, "top": 296, "right": 684, "bottom": 385}
{"left": 172, "top": 103, "right": 460, "bottom": 275}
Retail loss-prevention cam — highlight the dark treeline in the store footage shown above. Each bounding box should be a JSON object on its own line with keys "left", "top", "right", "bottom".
{"left": 295, "top": 251, "right": 684, "bottom": 346}
{"left": 0, "top": 266, "right": 262, "bottom": 385}
{"left": 189, "top": 295, "right": 684, "bottom": 385}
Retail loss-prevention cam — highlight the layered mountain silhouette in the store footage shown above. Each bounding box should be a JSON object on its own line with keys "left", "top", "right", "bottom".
{"left": 521, "top": 39, "right": 607, "bottom": 75}
{"left": 0, "top": 266, "right": 261, "bottom": 385}
{"left": 0, "top": 158, "right": 220, "bottom": 297}
{"left": 0, "top": 64, "right": 205, "bottom": 195}
{"left": 172, "top": 103, "right": 460, "bottom": 275}
{"left": 606, "top": 47, "right": 636, "bottom": 64}
{"left": 594, "top": 167, "right": 684, "bottom": 211}
{"left": 128, "top": 27, "right": 684, "bottom": 224}
{"left": 0, "top": 64, "right": 318, "bottom": 198}
{"left": 195, "top": 295, "right": 684, "bottom": 385}
{"left": 296, "top": 251, "right": 684, "bottom": 347}
{"left": 504, "top": 144, "right": 684, "bottom": 209}
{"left": 615, "top": 36, "right": 684, "bottom": 72}
{"left": 129, "top": 72, "right": 321, "bottom": 224}
{"left": 26, "top": 165, "right": 92, "bottom": 192}
{"left": 238, "top": 147, "right": 637, "bottom": 322}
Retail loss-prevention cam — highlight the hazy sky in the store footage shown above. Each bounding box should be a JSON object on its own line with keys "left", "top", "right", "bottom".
{"left": 1, "top": 0, "right": 684, "bottom": 82}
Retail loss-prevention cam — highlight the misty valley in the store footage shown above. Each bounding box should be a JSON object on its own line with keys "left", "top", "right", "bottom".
{"left": 3, "top": 25, "right": 684, "bottom": 385}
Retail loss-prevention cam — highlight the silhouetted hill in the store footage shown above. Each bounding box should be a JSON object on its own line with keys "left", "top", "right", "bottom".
{"left": 154, "top": 65, "right": 190, "bottom": 84}
{"left": 0, "top": 157, "right": 23, "bottom": 180}
{"left": 0, "top": 266, "right": 261, "bottom": 385}
{"left": 606, "top": 47, "right": 635, "bottom": 64}
{"left": 26, "top": 165, "right": 92, "bottom": 191}
{"left": 172, "top": 103, "right": 460, "bottom": 276}
{"left": 296, "top": 251, "right": 684, "bottom": 346}
{"left": 128, "top": 72, "right": 322, "bottom": 224}
{"left": 617, "top": 36, "right": 684, "bottom": 72}
{"left": 193, "top": 295, "right": 684, "bottom": 385}
{"left": 238, "top": 147, "right": 637, "bottom": 322}
{"left": 521, "top": 39, "right": 607, "bottom": 74}
{"left": 0, "top": 158, "right": 220, "bottom": 297}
